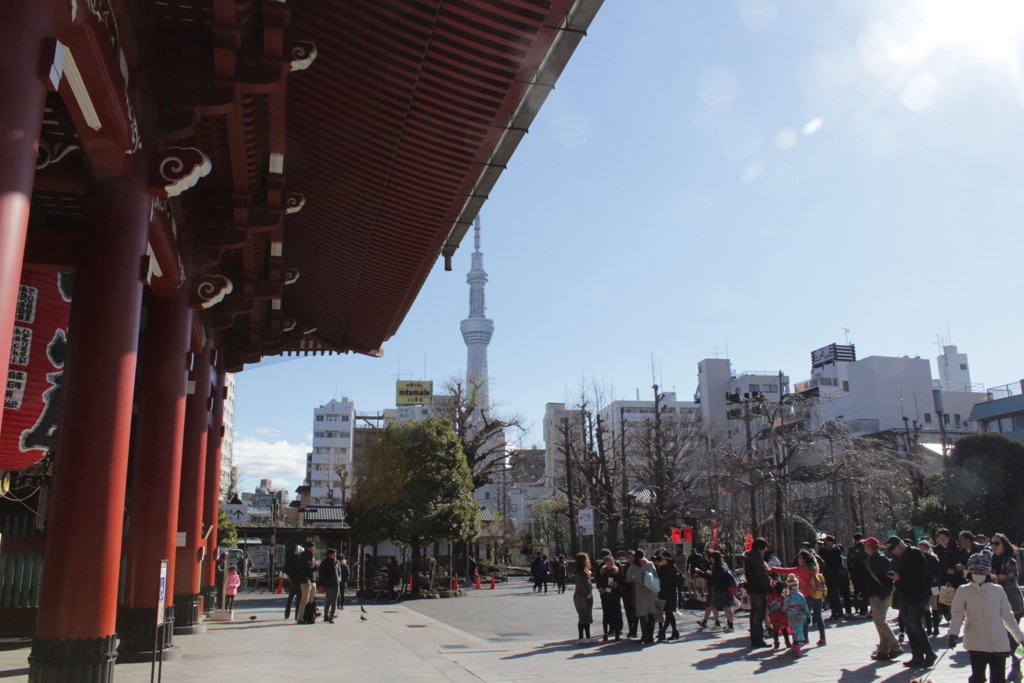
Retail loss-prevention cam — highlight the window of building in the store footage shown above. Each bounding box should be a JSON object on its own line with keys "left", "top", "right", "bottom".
{"left": 421, "top": 409, "right": 429, "bottom": 416}
{"left": 326, "top": 414, "right": 339, "bottom": 422}
{"left": 999, "top": 417, "right": 1014, "bottom": 433}
{"left": 943, "top": 414, "right": 950, "bottom": 425}
{"left": 764, "top": 384, "right": 777, "bottom": 393}
{"left": 314, "top": 431, "right": 325, "bottom": 438}
{"left": 960, "top": 364, "right": 968, "bottom": 370}
{"left": 1014, "top": 415, "right": 1024, "bottom": 432}
{"left": 748, "top": 384, "right": 760, "bottom": 392}
{"left": 954, "top": 414, "right": 961, "bottom": 427}
{"left": 842, "top": 381, "right": 849, "bottom": 391}
{"left": 511, "top": 504, "right": 518, "bottom": 512}
{"left": 924, "top": 413, "right": 932, "bottom": 423}
{"left": 484, "top": 492, "right": 490, "bottom": 499}
{"left": 341, "top": 415, "right": 350, "bottom": 422}
{"left": 315, "top": 415, "right": 324, "bottom": 422}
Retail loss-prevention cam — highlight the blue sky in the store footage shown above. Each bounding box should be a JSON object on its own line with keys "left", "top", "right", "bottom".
{"left": 233, "top": 0, "right": 1024, "bottom": 494}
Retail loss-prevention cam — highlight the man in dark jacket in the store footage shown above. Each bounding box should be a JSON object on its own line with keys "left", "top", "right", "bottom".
{"left": 862, "top": 538, "right": 900, "bottom": 660}
{"left": 933, "top": 528, "right": 958, "bottom": 622}
{"left": 744, "top": 537, "right": 773, "bottom": 648}
{"left": 848, "top": 539, "right": 869, "bottom": 617}
{"left": 820, "top": 536, "right": 849, "bottom": 620}
{"left": 887, "top": 536, "right": 935, "bottom": 668}
{"left": 283, "top": 546, "right": 303, "bottom": 619}
{"left": 954, "top": 530, "right": 984, "bottom": 574}
{"left": 318, "top": 549, "right": 341, "bottom": 623}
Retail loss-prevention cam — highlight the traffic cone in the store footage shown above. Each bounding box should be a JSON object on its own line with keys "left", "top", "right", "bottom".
{"left": 474, "top": 570, "right": 481, "bottom": 589}
{"left": 276, "top": 573, "right": 285, "bottom": 594}
{"left": 452, "top": 575, "right": 459, "bottom": 591}
{"left": 490, "top": 574, "right": 496, "bottom": 590}
{"left": 408, "top": 575, "right": 414, "bottom": 592}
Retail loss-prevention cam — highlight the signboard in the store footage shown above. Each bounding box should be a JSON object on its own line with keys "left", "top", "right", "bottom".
{"left": 254, "top": 546, "right": 270, "bottom": 569}
{"left": 396, "top": 380, "right": 433, "bottom": 405}
{"left": 156, "top": 559, "right": 168, "bottom": 624}
{"left": 811, "top": 343, "right": 856, "bottom": 369}
{"left": 219, "top": 502, "right": 249, "bottom": 523}
{"left": 1, "top": 272, "right": 73, "bottom": 471}
{"left": 579, "top": 524, "right": 593, "bottom": 536}
{"left": 670, "top": 528, "right": 682, "bottom": 543}
{"left": 176, "top": 532, "right": 186, "bottom": 547}
{"left": 577, "top": 509, "right": 593, "bottom": 526}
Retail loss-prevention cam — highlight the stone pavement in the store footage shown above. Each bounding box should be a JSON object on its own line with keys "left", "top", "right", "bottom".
{"left": 0, "top": 580, "right": 991, "bottom": 682}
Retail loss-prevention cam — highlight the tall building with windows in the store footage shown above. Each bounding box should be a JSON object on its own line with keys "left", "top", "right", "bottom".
{"left": 219, "top": 372, "right": 238, "bottom": 500}
{"left": 306, "top": 398, "right": 356, "bottom": 505}
{"left": 460, "top": 217, "right": 494, "bottom": 406}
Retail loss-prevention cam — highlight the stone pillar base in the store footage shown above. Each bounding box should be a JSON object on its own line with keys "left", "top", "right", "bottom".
{"left": 172, "top": 593, "right": 205, "bottom": 635}
{"left": 28, "top": 634, "right": 117, "bottom": 682}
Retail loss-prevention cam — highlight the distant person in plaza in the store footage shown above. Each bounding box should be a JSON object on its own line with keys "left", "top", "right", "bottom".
{"left": 573, "top": 553, "right": 595, "bottom": 644}
{"left": 596, "top": 554, "right": 623, "bottom": 641}
{"left": 283, "top": 545, "right": 303, "bottom": 619}
{"left": 553, "top": 554, "right": 568, "bottom": 594}
{"left": 771, "top": 549, "right": 827, "bottom": 645}
{"left": 861, "top": 537, "right": 901, "bottom": 662}
{"left": 654, "top": 550, "right": 681, "bottom": 641}
{"left": 848, "top": 539, "right": 870, "bottom": 618}
{"left": 620, "top": 551, "right": 638, "bottom": 638}
{"left": 820, "top": 536, "right": 849, "bottom": 621}
{"left": 386, "top": 557, "right": 400, "bottom": 599}
{"left": 295, "top": 542, "right": 319, "bottom": 624}
{"left": 919, "top": 540, "right": 943, "bottom": 636}
{"left": 989, "top": 532, "right": 1023, "bottom": 678}
{"left": 337, "top": 553, "right": 350, "bottom": 610}
{"left": 886, "top": 535, "right": 936, "bottom": 668}
{"left": 363, "top": 553, "right": 375, "bottom": 592}
{"left": 784, "top": 574, "right": 808, "bottom": 657}
{"left": 215, "top": 552, "right": 228, "bottom": 609}
{"left": 318, "top": 549, "right": 342, "bottom": 623}
{"left": 697, "top": 550, "right": 734, "bottom": 633}
{"left": 767, "top": 580, "right": 792, "bottom": 650}
{"left": 537, "top": 554, "right": 550, "bottom": 594}
{"left": 530, "top": 554, "right": 541, "bottom": 592}
{"left": 225, "top": 566, "right": 240, "bottom": 611}
{"left": 626, "top": 549, "right": 661, "bottom": 644}
{"left": 673, "top": 545, "right": 687, "bottom": 605}
{"left": 744, "top": 537, "right": 773, "bottom": 648}
{"left": 934, "top": 528, "right": 961, "bottom": 624}
{"left": 948, "top": 548, "right": 1024, "bottom": 683}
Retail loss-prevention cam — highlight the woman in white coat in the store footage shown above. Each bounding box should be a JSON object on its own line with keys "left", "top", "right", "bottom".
{"left": 626, "top": 549, "right": 662, "bottom": 644}
{"left": 948, "top": 549, "right": 1024, "bottom": 683}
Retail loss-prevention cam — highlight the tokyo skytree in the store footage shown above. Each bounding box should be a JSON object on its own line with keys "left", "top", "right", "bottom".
{"left": 460, "top": 217, "right": 494, "bottom": 406}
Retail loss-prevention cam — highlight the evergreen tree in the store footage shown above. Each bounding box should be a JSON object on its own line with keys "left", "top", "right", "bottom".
{"left": 945, "top": 433, "right": 1024, "bottom": 543}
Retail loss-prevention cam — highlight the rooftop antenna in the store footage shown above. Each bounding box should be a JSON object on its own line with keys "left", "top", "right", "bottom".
{"left": 842, "top": 327, "right": 850, "bottom": 345}
{"left": 725, "top": 339, "right": 729, "bottom": 359}
{"left": 636, "top": 388, "right": 640, "bottom": 400}
{"left": 392, "top": 357, "right": 411, "bottom": 382}
{"left": 711, "top": 346, "right": 721, "bottom": 359}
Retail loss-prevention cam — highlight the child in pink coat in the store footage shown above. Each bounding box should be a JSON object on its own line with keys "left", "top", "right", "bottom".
{"left": 225, "top": 566, "right": 241, "bottom": 611}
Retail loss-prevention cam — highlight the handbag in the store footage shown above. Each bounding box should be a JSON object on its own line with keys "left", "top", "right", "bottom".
{"left": 644, "top": 569, "right": 661, "bottom": 593}
{"left": 938, "top": 584, "right": 956, "bottom": 606}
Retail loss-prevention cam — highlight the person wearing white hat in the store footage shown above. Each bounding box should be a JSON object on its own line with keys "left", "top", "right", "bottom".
{"left": 948, "top": 548, "right": 1024, "bottom": 683}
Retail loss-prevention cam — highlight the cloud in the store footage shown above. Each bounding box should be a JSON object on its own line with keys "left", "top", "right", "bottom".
{"left": 231, "top": 434, "right": 309, "bottom": 491}
{"left": 254, "top": 427, "right": 279, "bottom": 436}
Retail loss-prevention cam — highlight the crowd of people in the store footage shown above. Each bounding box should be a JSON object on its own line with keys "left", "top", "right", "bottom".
{"left": 561, "top": 530, "right": 1023, "bottom": 682}
{"left": 281, "top": 542, "right": 351, "bottom": 624}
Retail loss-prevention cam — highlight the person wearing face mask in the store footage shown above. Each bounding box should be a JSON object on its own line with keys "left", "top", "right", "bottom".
{"left": 948, "top": 549, "right": 1024, "bottom": 683}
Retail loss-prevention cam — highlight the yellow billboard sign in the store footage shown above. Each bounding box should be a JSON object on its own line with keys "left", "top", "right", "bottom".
{"left": 396, "top": 380, "right": 433, "bottom": 405}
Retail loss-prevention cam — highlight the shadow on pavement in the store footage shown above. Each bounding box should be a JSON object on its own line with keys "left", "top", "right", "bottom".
{"left": 0, "top": 668, "right": 29, "bottom": 679}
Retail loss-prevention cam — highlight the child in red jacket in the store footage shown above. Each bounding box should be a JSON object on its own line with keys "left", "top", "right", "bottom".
{"left": 767, "top": 581, "right": 792, "bottom": 649}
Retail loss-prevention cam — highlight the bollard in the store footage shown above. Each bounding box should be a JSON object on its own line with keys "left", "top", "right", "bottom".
{"left": 276, "top": 572, "right": 285, "bottom": 594}
{"left": 490, "top": 574, "right": 496, "bottom": 590}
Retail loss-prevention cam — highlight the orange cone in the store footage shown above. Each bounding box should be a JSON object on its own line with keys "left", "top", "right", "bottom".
{"left": 408, "top": 575, "right": 414, "bottom": 592}
{"left": 490, "top": 574, "right": 496, "bottom": 590}
{"left": 474, "top": 570, "right": 482, "bottom": 589}
{"left": 452, "top": 575, "right": 459, "bottom": 591}
{"left": 276, "top": 573, "right": 285, "bottom": 594}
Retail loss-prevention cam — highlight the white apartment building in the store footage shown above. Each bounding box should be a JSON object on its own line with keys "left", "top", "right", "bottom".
{"left": 695, "top": 359, "right": 791, "bottom": 450}
{"left": 219, "top": 372, "right": 238, "bottom": 501}
{"left": 306, "top": 397, "right": 356, "bottom": 505}
{"left": 598, "top": 393, "right": 701, "bottom": 445}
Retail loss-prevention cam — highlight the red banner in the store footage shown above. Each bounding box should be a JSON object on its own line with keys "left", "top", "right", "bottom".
{"left": 2, "top": 271, "right": 72, "bottom": 471}
{"left": 744, "top": 531, "right": 754, "bottom": 552}
{"left": 670, "top": 528, "right": 682, "bottom": 543}
{"left": 683, "top": 526, "right": 693, "bottom": 543}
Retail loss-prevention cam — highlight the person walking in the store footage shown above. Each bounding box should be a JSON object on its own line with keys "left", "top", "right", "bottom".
{"left": 620, "top": 551, "right": 638, "bottom": 639}
{"left": 698, "top": 550, "right": 735, "bottom": 633}
{"left": 655, "top": 550, "right": 681, "bottom": 641}
{"left": 771, "top": 549, "right": 827, "bottom": 645}
{"left": 597, "top": 554, "right": 624, "bottom": 641}
{"left": 744, "top": 537, "right": 773, "bottom": 648}
{"left": 990, "top": 533, "right": 1024, "bottom": 680}
{"left": 861, "top": 537, "right": 902, "bottom": 661}
{"left": 573, "top": 553, "right": 595, "bottom": 644}
{"left": 820, "top": 536, "right": 849, "bottom": 621}
{"left": 530, "top": 554, "right": 541, "bottom": 593}
{"left": 318, "top": 548, "right": 342, "bottom": 623}
{"left": 553, "top": 554, "right": 568, "bottom": 594}
{"left": 283, "top": 545, "right": 303, "bottom": 619}
{"left": 935, "top": 528, "right": 960, "bottom": 625}
{"left": 538, "top": 555, "right": 550, "bottom": 594}
{"left": 385, "top": 557, "right": 400, "bottom": 600}
{"left": 337, "top": 553, "right": 350, "bottom": 610}
{"left": 948, "top": 548, "right": 1024, "bottom": 683}
{"left": 295, "top": 542, "right": 319, "bottom": 624}
{"left": 887, "top": 536, "right": 936, "bottom": 669}
{"left": 849, "top": 538, "right": 870, "bottom": 618}
{"left": 920, "top": 540, "right": 944, "bottom": 636}
{"left": 224, "top": 566, "right": 241, "bottom": 611}
{"left": 626, "top": 549, "right": 662, "bottom": 644}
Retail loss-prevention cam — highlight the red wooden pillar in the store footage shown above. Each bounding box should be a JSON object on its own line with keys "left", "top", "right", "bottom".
{"left": 0, "top": 0, "right": 58, "bottom": 436}
{"left": 173, "top": 339, "right": 212, "bottom": 633}
{"left": 201, "top": 368, "right": 226, "bottom": 607}
{"left": 29, "top": 176, "right": 150, "bottom": 681}
{"left": 117, "top": 295, "right": 192, "bottom": 661}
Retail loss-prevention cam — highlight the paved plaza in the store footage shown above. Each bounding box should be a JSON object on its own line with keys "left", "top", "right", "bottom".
{"left": 0, "top": 579, "right": 985, "bottom": 682}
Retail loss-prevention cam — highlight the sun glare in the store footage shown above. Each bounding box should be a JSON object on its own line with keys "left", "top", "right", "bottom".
{"left": 919, "top": 0, "right": 1024, "bottom": 55}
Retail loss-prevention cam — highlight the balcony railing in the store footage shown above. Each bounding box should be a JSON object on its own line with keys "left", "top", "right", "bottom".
{"left": 843, "top": 418, "right": 880, "bottom": 434}
{"left": 988, "top": 381, "right": 1024, "bottom": 400}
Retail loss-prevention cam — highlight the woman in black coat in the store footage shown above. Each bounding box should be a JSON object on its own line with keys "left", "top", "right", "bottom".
{"left": 655, "top": 552, "right": 681, "bottom": 641}
{"left": 596, "top": 555, "right": 624, "bottom": 641}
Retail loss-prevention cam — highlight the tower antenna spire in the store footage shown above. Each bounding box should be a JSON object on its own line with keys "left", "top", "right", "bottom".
{"left": 460, "top": 215, "right": 494, "bottom": 406}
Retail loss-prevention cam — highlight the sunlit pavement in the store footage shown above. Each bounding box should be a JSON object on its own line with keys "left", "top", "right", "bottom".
{"left": 0, "top": 578, "right": 984, "bottom": 682}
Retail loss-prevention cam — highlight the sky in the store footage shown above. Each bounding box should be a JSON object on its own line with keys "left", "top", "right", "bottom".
{"left": 233, "top": 0, "right": 1024, "bottom": 495}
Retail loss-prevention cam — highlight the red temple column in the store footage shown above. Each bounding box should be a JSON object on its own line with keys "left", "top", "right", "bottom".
{"left": 173, "top": 339, "right": 212, "bottom": 633}
{"left": 29, "top": 176, "right": 150, "bottom": 681}
{"left": 0, "top": 0, "right": 58, "bottom": 436}
{"left": 117, "top": 294, "right": 192, "bottom": 661}
{"left": 201, "top": 368, "right": 226, "bottom": 609}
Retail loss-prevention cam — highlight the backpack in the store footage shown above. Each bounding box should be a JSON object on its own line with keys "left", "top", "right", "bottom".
{"left": 726, "top": 569, "right": 740, "bottom": 596}
{"left": 811, "top": 572, "right": 828, "bottom": 600}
